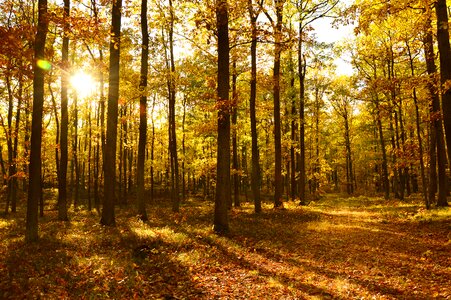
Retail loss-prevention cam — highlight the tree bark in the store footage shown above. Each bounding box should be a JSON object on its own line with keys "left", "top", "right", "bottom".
{"left": 424, "top": 12, "right": 448, "bottom": 207}
{"left": 434, "top": 0, "right": 451, "bottom": 207}
{"left": 58, "top": 0, "right": 70, "bottom": 221}
{"left": 101, "top": 0, "right": 122, "bottom": 226}
{"left": 137, "top": 0, "right": 149, "bottom": 221}
{"left": 26, "top": 0, "right": 48, "bottom": 243}
{"left": 168, "top": 0, "right": 180, "bottom": 212}
{"left": 435, "top": 0, "right": 451, "bottom": 182}
{"left": 298, "top": 28, "right": 306, "bottom": 205}
{"left": 248, "top": 0, "right": 261, "bottom": 213}
{"left": 273, "top": 0, "right": 284, "bottom": 208}
{"left": 214, "top": 0, "right": 230, "bottom": 233}
{"left": 232, "top": 60, "right": 240, "bottom": 208}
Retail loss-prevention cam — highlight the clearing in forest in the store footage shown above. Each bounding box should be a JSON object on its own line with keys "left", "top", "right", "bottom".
{"left": 0, "top": 194, "right": 450, "bottom": 299}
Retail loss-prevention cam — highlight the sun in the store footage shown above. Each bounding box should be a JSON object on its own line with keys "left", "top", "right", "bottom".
{"left": 70, "top": 71, "right": 96, "bottom": 98}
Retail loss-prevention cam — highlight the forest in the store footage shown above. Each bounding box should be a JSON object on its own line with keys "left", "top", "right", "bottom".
{"left": 0, "top": 0, "right": 450, "bottom": 298}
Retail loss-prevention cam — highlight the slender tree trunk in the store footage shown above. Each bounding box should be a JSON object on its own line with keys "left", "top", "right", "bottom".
{"left": 289, "top": 51, "right": 297, "bottom": 201}
{"left": 11, "top": 79, "right": 22, "bottom": 212}
{"left": 375, "top": 96, "right": 390, "bottom": 199}
{"left": 407, "top": 42, "right": 428, "bottom": 206}
{"left": 101, "top": 0, "right": 122, "bottom": 226}
{"left": 137, "top": 0, "right": 149, "bottom": 221}
{"left": 435, "top": 0, "right": 451, "bottom": 183}
{"left": 150, "top": 96, "right": 155, "bottom": 202}
{"left": 58, "top": 0, "right": 70, "bottom": 221}
{"left": 344, "top": 111, "right": 353, "bottom": 195}
{"left": 273, "top": 0, "right": 284, "bottom": 208}
{"left": 165, "top": 0, "right": 180, "bottom": 212}
{"left": 73, "top": 94, "right": 79, "bottom": 208}
{"left": 214, "top": 0, "right": 230, "bottom": 233}
{"left": 26, "top": 0, "right": 48, "bottom": 243}
{"left": 248, "top": 0, "right": 261, "bottom": 213}
{"left": 298, "top": 29, "right": 306, "bottom": 205}
{"left": 182, "top": 96, "right": 186, "bottom": 201}
{"left": 232, "top": 61, "right": 240, "bottom": 208}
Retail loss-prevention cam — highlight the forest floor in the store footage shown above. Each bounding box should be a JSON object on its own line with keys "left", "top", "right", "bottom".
{"left": 0, "top": 192, "right": 450, "bottom": 299}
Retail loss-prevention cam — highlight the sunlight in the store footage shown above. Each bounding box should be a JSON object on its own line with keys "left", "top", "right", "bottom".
{"left": 70, "top": 71, "right": 96, "bottom": 98}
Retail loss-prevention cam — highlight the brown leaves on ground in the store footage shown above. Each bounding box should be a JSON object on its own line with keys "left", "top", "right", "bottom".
{"left": 0, "top": 194, "right": 450, "bottom": 299}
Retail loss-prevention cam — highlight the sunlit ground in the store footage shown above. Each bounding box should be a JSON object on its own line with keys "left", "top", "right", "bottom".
{"left": 0, "top": 193, "right": 449, "bottom": 299}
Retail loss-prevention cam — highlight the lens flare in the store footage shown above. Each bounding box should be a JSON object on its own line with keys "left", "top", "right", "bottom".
{"left": 70, "top": 71, "right": 96, "bottom": 98}
{"left": 37, "top": 59, "right": 51, "bottom": 71}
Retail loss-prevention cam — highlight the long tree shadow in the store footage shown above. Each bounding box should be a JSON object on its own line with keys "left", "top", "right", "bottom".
{"left": 1, "top": 210, "right": 205, "bottom": 299}
{"left": 224, "top": 206, "right": 449, "bottom": 299}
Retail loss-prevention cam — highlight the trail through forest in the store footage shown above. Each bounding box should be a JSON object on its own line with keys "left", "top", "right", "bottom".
{"left": 0, "top": 193, "right": 450, "bottom": 299}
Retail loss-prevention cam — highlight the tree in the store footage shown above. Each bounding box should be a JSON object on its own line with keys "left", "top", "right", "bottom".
{"left": 58, "top": 0, "right": 70, "bottom": 221}
{"left": 213, "top": 0, "right": 230, "bottom": 234}
{"left": 248, "top": 0, "right": 262, "bottom": 213}
{"left": 434, "top": 0, "right": 451, "bottom": 207}
{"left": 263, "top": 0, "right": 285, "bottom": 208}
{"left": 26, "top": 0, "right": 48, "bottom": 243}
{"left": 424, "top": 7, "right": 447, "bottom": 207}
{"left": 101, "top": 0, "right": 122, "bottom": 226}
{"left": 137, "top": 0, "right": 149, "bottom": 221}
{"left": 167, "top": 0, "right": 180, "bottom": 212}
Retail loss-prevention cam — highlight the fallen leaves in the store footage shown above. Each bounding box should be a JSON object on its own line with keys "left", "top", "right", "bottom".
{"left": 0, "top": 194, "right": 450, "bottom": 299}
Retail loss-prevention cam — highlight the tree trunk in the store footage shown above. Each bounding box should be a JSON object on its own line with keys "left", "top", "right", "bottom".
{"left": 26, "top": 0, "right": 48, "bottom": 243}
{"left": 248, "top": 0, "right": 261, "bottom": 213}
{"left": 137, "top": 0, "right": 149, "bottom": 221}
{"left": 298, "top": 28, "right": 306, "bottom": 205}
{"left": 232, "top": 61, "right": 240, "bottom": 208}
{"left": 435, "top": 0, "right": 451, "bottom": 207}
{"left": 423, "top": 12, "right": 447, "bottom": 207}
{"left": 407, "top": 42, "right": 428, "bottom": 207}
{"left": 435, "top": 0, "right": 451, "bottom": 182}
{"left": 213, "top": 0, "right": 230, "bottom": 233}
{"left": 273, "top": 0, "right": 284, "bottom": 208}
{"left": 375, "top": 96, "right": 389, "bottom": 199}
{"left": 58, "top": 0, "right": 70, "bottom": 221}
{"left": 73, "top": 94, "right": 79, "bottom": 208}
{"left": 101, "top": 0, "right": 122, "bottom": 226}
{"left": 165, "top": 0, "right": 180, "bottom": 212}
{"left": 289, "top": 51, "right": 297, "bottom": 201}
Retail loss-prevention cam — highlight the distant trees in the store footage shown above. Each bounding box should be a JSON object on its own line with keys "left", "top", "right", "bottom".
{"left": 2, "top": 0, "right": 450, "bottom": 242}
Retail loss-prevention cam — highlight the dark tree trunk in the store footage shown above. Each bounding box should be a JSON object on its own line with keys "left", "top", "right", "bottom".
{"left": 248, "top": 0, "right": 261, "bottom": 213}
{"left": 168, "top": 0, "right": 180, "bottom": 213}
{"left": 298, "top": 29, "right": 306, "bottom": 205}
{"left": 407, "top": 42, "right": 427, "bottom": 207}
{"left": 289, "top": 52, "right": 297, "bottom": 201}
{"left": 137, "top": 0, "right": 149, "bottom": 221}
{"left": 11, "top": 79, "right": 22, "bottom": 212}
{"left": 424, "top": 12, "right": 448, "bottom": 207}
{"left": 436, "top": 0, "right": 451, "bottom": 178}
{"left": 232, "top": 61, "right": 240, "bottom": 208}
{"left": 73, "top": 94, "right": 79, "bottom": 208}
{"left": 58, "top": 0, "right": 70, "bottom": 221}
{"left": 375, "top": 97, "right": 390, "bottom": 199}
{"left": 213, "top": 0, "right": 230, "bottom": 233}
{"left": 344, "top": 111, "right": 353, "bottom": 195}
{"left": 435, "top": 0, "right": 451, "bottom": 207}
{"left": 26, "top": 0, "right": 48, "bottom": 243}
{"left": 101, "top": 0, "right": 122, "bottom": 226}
{"left": 273, "top": 0, "right": 284, "bottom": 208}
